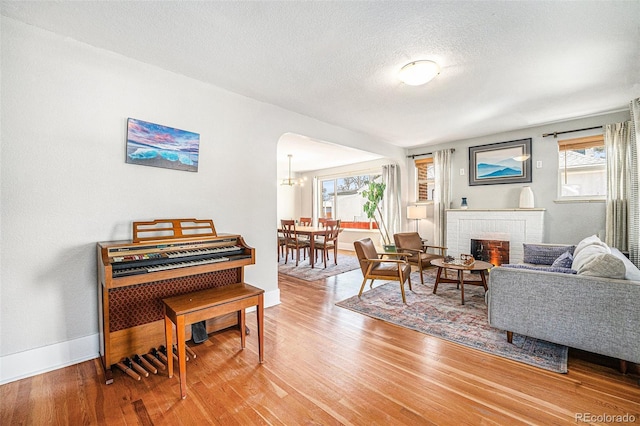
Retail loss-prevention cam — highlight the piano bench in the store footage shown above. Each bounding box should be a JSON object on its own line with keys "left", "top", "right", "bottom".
{"left": 162, "top": 282, "right": 264, "bottom": 399}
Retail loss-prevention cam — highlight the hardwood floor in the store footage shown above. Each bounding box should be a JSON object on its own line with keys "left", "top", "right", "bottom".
{"left": 2, "top": 254, "right": 639, "bottom": 425}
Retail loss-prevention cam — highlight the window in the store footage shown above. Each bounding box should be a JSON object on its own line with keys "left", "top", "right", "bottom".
{"left": 320, "top": 173, "right": 382, "bottom": 229}
{"left": 415, "top": 158, "right": 435, "bottom": 202}
{"left": 558, "top": 135, "right": 606, "bottom": 199}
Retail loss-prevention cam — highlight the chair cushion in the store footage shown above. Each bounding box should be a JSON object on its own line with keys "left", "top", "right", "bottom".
{"left": 354, "top": 238, "right": 378, "bottom": 273}
{"left": 371, "top": 262, "right": 402, "bottom": 276}
{"left": 394, "top": 233, "right": 423, "bottom": 252}
{"left": 357, "top": 238, "right": 377, "bottom": 258}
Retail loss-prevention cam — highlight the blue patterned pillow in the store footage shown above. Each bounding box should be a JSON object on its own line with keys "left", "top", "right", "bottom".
{"left": 551, "top": 251, "right": 574, "bottom": 269}
{"left": 523, "top": 244, "right": 576, "bottom": 265}
{"left": 501, "top": 264, "right": 577, "bottom": 274}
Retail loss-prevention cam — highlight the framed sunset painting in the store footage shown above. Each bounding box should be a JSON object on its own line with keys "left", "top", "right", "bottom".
{"left": 126, "top": 118, "right": 200, "bottom": 172}
{"left": 469, "top": 138, "right": 532, "bottom": 186}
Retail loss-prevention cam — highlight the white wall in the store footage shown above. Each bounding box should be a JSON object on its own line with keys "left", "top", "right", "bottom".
{"left": 406, "top": 110, "right": 631, "bottom": 245}
{"left": 0, "top": 18, "right": 404, "bottom": 383}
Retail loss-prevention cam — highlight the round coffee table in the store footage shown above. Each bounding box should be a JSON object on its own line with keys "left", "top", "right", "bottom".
{"left": 431, "top": 258, "right": 493, "bottom": 305}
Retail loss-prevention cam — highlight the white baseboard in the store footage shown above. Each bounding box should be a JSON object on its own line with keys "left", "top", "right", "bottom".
{"left": 0, "top": 333, "right": 100, "bottom": 385}
{"left": 0, "top": 289, "right": 281, "bottom": 385}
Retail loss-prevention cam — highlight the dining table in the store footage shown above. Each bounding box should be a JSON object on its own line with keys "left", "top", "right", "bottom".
{"left": 277, "top": 225, "right": 340, "bottom": 268}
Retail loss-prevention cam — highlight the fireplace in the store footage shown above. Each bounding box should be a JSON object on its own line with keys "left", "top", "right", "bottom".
{"left": 446, "top": 209, "right": 544, "bottom": 264}
{"left": 471, "top": 239, "right": 509, "bottom": 266}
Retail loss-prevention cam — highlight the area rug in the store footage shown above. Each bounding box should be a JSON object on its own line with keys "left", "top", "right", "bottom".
{"left": 278, "top": 253, "right": 360, "bottom": 281}
{"left": 336, "top": 271, "right": 568, "bottom": 373}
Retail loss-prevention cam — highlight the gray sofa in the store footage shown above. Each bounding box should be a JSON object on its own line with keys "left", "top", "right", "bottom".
{"left": 488, "top": 238, "right": 640, "bottom": 370}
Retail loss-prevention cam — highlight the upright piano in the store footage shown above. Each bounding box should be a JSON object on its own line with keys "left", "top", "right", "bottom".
{"left": 97, "top": 218, "right": 255, "bottom": 384}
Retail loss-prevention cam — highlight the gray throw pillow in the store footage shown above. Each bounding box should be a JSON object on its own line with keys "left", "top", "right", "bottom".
{"left": 551, "top": 251, "right": 574, "bottom": 269}
{"left": 523, "top": 244, "right": 576, "bottom": 265}
{"left": 576, "top": 253, "right": 626, "bottom": 279}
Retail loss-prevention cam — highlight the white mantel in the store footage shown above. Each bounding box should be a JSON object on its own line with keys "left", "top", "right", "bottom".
{"left": 446, "top": 209, "right": 545, "bottom": 264}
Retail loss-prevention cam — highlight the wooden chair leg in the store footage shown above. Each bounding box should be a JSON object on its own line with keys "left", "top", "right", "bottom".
{"left": 358, "top": 278, "right": 369, "bottom": 297}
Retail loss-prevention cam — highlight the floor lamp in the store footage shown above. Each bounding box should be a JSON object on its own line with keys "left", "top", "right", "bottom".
{"left": 407, "top": 205, "right": 428, "bottom": 234}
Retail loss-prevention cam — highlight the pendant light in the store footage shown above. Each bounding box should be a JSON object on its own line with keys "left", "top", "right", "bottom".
{"left": 281, "top": 154, "right": 304, "bottom": 186}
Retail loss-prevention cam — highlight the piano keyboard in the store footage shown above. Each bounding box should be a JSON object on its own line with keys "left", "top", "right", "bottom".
{"left": 148, "top": 256, "right": 229, "bottom": 272}
{"left": 165, "top": 245, "right": 242, "bottom": 259}
{"left": 113, "top": 256, "right": 231, "bottom": 277}
{"left": 112, "top": 245, "right": 243, "bottom": 263}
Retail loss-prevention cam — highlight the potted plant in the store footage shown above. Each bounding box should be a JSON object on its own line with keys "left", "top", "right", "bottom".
{"left": 362, "top": 181, "right": 394, "bottom": 251}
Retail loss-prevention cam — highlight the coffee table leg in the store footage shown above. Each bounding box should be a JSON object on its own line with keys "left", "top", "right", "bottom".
{"left": 459, "top": 270, "right": 465, "bottom": 305}
{"left": 433, "top": 267, "right": 443, "bottom": 294}
{"left": 480, "top": 271, "right": 488, "bottom": 291}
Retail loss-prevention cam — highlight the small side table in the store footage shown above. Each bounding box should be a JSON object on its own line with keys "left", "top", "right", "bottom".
{"left": 431, "top": 259, "right": 493, "bottom": 305}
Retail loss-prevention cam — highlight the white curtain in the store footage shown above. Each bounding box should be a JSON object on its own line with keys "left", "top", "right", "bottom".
{"left": 382, "top": 164, "right": 401, "bottom": 245}
{"left": 629, "top": 98, "right": 640, "bottom": 266}
{"left": 605, "top": 122, "right": 630, "bottom": 251}
{"left": 433, "top": 149, "right": 453, "bottom": 247}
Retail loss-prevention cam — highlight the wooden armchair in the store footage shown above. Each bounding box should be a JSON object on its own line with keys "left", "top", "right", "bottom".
{"left": 393, "top": 232, "right": 447, "bottom": 285}
{"left": 354, "top": 238, "right": 412, "bottom": 304}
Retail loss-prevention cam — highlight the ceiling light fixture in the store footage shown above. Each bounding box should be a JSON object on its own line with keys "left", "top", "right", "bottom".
{"left": 398, "top": 60, "right": 440, "bottom": 86}
{"left": 281, "top": 154, "right": 305, "bottom": 186}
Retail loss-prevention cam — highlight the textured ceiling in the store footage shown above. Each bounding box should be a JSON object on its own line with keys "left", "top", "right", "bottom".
{"left": 2, "top": 1, "right": 639, "bottom": 159}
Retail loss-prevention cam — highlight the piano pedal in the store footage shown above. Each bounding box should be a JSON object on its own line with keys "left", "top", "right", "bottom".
{"left": 134, "top": 354, "right": 157, "bottom": 374}
{"left": 185, "top": 345, "right": 197, "bottom": 359}
{"left": 146, "top": 349, "right": 166, "bottom": 370}
{"left": 158, "top": 345, "right": 179, "bottom": 363}
{"left": 115, "top": 360, "right": 141, "bottom": 381}
{"left": 125, "top": 357, "right": 149, "bottom": 378}
{"left": 173, "top": 344, "right": 189, "bottom": 361}
{"left": 153, "top": 346, "right": 169, "bottom": 364}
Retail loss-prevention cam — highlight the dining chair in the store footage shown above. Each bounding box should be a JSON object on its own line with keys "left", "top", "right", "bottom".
{"left": 281, "top": 219, "right": 309, "bottom": 266}
{"left": 299, "top": 217, "right": 312, "bottom": 226}
{"left": 354, "top": 238, "right": 412, "bottom": 304}
{"left": 277, "top": 231, "right": 286, "bottom": 261}
{"left": 313, "top": 219, "right": 340, "bottom": 268}
{"left": 393, "top": 232, "right": 447, "bottom": 285}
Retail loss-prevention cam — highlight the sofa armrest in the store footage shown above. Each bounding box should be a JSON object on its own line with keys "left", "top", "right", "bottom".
{"left": 488, "top": 266, "right": 640, "bottom": 363}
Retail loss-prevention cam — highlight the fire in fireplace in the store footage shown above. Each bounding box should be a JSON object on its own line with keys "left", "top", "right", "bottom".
{"left": 470, "top": 239, "right": 509, "bottom": 266}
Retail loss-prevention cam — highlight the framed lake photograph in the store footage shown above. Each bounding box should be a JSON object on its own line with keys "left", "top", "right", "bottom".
{"left": 469, "top": 138, "right": 532, "bottom": 186}
{"left": 126, "top": 118, "right": 200, "bottom": 172}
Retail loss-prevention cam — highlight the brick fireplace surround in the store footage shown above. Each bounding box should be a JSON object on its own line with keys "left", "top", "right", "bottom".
{"left": 445, "top": 209, "right": 545, "bottom": 264}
